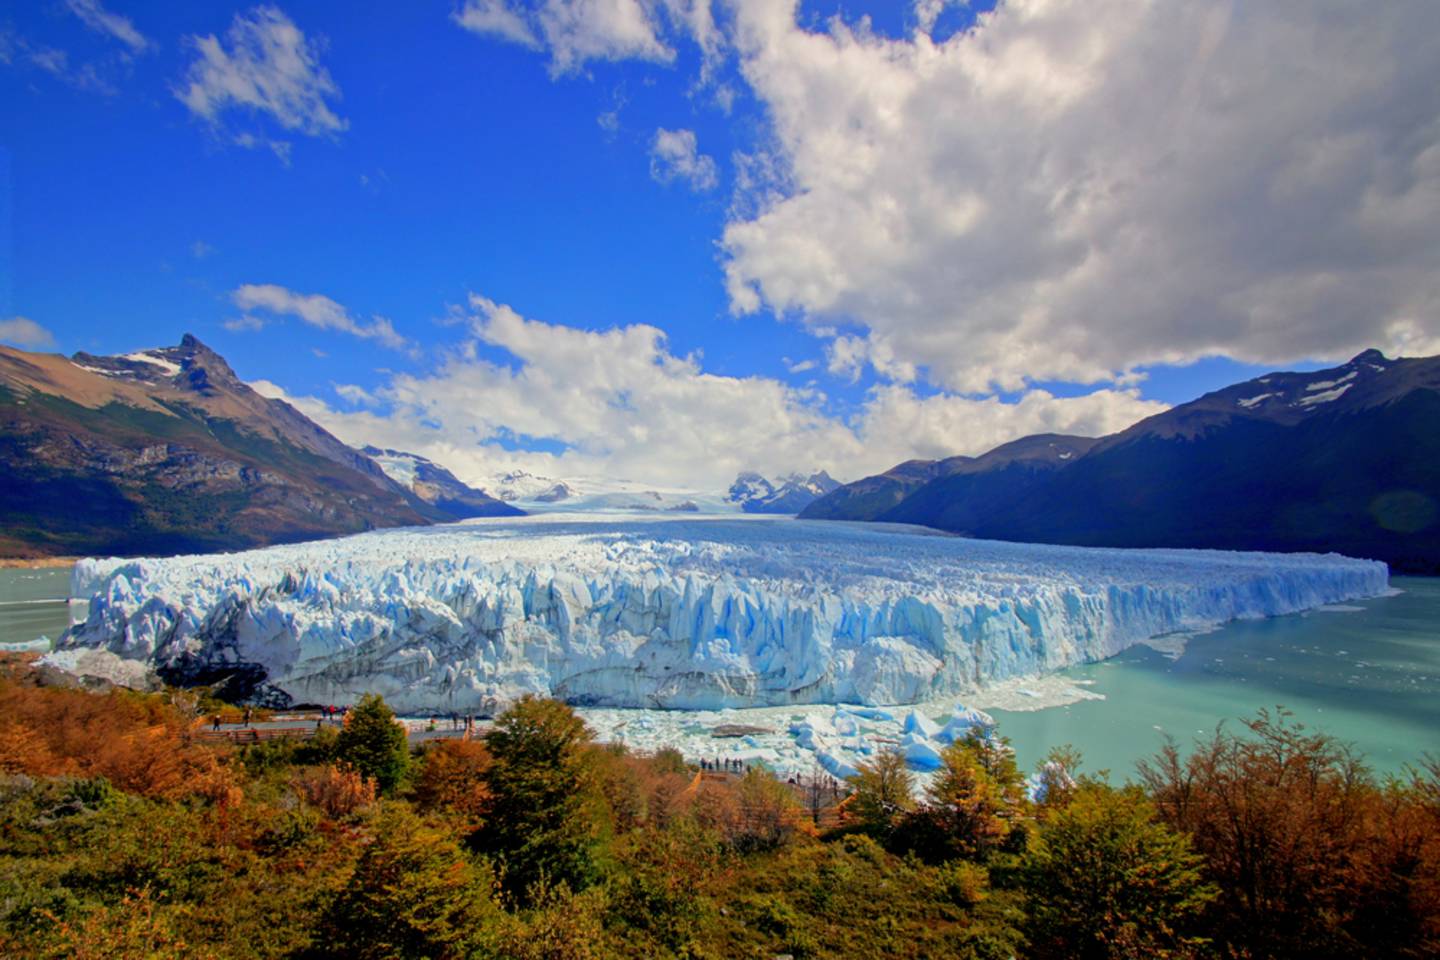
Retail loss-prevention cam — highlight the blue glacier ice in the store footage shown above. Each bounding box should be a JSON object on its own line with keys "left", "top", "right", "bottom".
{"left": 51, "top": 515, "right": 1389, "bottom": 715}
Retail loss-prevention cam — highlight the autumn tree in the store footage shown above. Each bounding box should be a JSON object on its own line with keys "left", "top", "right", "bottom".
{"left": 297, "top": 764, "right": 377, "bottom": 820}
{"left": 0, "top": 680, "right": 236, "bottom": 804}
{"left": 334, "top": 694, "right": 410, "bottom": 795}
{"left": 1139, "top": 709, "right": 1368, "bottom": 957}
{"left": 899, "top": 734, "right": 1027, "bottom": 861}
{"left": 848, "top": 747, "right": 915, "bottom": 836}
{"left": 1022, "top": 782, "right": 1215, "bottom": 960}
{"left": 413, "top": 738, "right": 493, "bottom": 828}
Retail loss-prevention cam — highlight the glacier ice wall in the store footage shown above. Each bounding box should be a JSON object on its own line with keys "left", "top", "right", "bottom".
{"left": 55, "top": 515, "right": 1389, "bottom": 713}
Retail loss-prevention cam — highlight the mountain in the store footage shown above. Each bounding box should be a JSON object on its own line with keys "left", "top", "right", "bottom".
{"left": 0, "top": 335, "right": 440, "bottom": 558}
{"left": 484, "top": 469, "right": 573, "bottom": 504}
{"left": 486, "top": 470, "right": 741, "bottom": 514}
{"left": 802, "top": 350, "right": 1440, "bottom": 573}
{"left": 726, "top": 471, "right": 842, "bottom": 513}
{"left": 360, "top": 447, "right": 523, "bottom": 519}
{"left": 800, "top": 436, "right": 1095, "bottom": 522}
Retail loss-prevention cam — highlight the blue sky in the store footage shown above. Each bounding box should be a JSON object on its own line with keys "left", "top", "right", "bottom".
{"left": 3, "top": 1, "right": 1437, "bottom": 487}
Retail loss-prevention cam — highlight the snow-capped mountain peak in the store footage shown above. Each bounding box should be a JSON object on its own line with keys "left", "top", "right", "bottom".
{"left": 727, "top": 470, "right": 842, "bottom": 514}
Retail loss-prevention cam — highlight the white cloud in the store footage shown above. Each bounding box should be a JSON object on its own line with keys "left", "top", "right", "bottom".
{"left": 825, "top": 333, "right": 917, "bottom": 384}
{"left": 65, "top": 0, "right": 152, "bottom": 54}
{"left": 176, "top": 6, "right": 346, "bottom": 139}
{"left": 851, "top": 385, "right": 1167, "bottom": 468}
{"left": 191, "top": 240, "right": 215, "bottom": 259}
{"left": 453, "top": 0, "right": 541, "bottom": 49}
{"left": 248, "top": 295, "right": 1163, "bottom": 490}
{"left": 222, "top": 314, "right": 267, "bottom": 333}
{"left": 334, "top": 383, "right": 380, "bottom": 407}
{"left": 0, "top": 317, "right": 58, "bottom": 350}
{"left": 649, "top": 127, "right": 718, "bottom": 191}
{"left": 230, "top": 284, "right": 412, "bottom": 352}
{"left": 454, "top": 0, "right": 720, "bottom": 77}
{"left": 720, "top": 0, "right": 1440, "bottom": 393}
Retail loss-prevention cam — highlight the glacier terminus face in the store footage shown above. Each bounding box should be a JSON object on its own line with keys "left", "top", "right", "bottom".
{"left": 53, "top": 515, "right": 1390, "bottom": 715}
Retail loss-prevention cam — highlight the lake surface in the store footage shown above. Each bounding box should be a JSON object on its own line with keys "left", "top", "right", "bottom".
{"left": 0, "top": 567, "right": 74, "bottom": 649}
{"left": 3, "top": 566, "right": 1436, "bottom": 777}
{"left": 990, "top": 576, "right": 1440, "bottom": 778}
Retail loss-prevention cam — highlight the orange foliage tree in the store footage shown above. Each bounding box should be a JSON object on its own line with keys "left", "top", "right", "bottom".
{"left": 0, "top": 680, "right": 238, "bottom": 805}
{"left": 413, "top": 737, "right": 493, "bottom": 827}
{"left": 296, "top": 763, "right": 378, "bottom": 820}
{"left": 1139, "top": 709, "right": 1440, "bottom": 959}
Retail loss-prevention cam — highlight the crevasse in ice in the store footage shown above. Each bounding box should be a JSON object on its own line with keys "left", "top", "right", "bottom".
{"left": 54, "top": 515, "right": 1388, "bottom": 714}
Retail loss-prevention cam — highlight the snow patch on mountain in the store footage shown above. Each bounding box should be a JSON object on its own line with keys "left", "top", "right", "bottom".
{"left": 369, "top": 450, "right": 419, "bottom": 489}
{"left": 485, "top": 470, "right": 572, "bottom": 503}
{"left": 120, "top": 351, "right": 183, "bottom": 377}
{"left": 1306, "top": 371, "right": 1357, "bottom": 391}
{"left": 727, "top": 471, "right": 841, "bottom": 513}
{"left": 53, "top": 516, "right": 1388, "bottom": 715}
{"left": 1296, "top": 383, "right": 1353, "bottom": 407}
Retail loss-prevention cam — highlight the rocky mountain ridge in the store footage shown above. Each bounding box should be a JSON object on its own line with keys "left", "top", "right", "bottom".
{"left": 726, "top": 470, "right": 841, "bottom": 514}
{"left": 0, "top": 336, "right": 445, "bottom": 557}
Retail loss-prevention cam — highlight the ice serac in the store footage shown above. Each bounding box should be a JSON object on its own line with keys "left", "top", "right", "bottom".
{"left": 54, "top": 516, "right": 1389, "bottom": 714}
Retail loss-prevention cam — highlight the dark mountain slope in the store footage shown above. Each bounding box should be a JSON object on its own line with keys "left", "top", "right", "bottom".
{"left": 798, "top": 458, "right": 969, "bottom": 520}
{"left": 0, "top": 336, "right": 435, "bottom": 557}
{"left": 804, "top": 350, "right": 1440, "bottom": 572}
{"left": 878, "top": 434, "right": 1099, "bottom": 530}
{"left": 969, "top": 384, "right": 1440, "bottom": 571}
{"left": 801, "top": 434, "right": 1096, "bottom": 522}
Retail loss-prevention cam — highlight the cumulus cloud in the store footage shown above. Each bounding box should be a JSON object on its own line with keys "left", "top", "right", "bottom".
{"left": 230, "top": 284, "right": 412, "bottom": 352}
{"left": 453, "top": 0, "right": 719, "bottom": 77}
{"left": 720, "top": 0, "right": 1440, "bottom": 392}
{"left": 250, "top": 295, "right": 1163, "bottom": 489}
{"left": 649, "top": 127, "right": 718, "bottom": 191}
{"left": 176, "top": 6, "right": 346, "bottom": 140}
{"left": 0, "top": 317, "right": 58, "bottom": 350}
{"left": 65, "top": 0, "right": 152, "bottom": 54}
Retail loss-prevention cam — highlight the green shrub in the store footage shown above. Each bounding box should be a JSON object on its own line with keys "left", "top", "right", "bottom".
{"left": 1021, "top": 782, "right": 1214, "bottom": 959}
{"left": 334, "top": 694, "right": 410, "bottom": 795}
{"left": 473, "top": 696, "right": 611, "bottom": 902}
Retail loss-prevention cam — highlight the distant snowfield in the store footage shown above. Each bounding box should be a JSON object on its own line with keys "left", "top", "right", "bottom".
{"left": 498, "top": 476, "right": 741, "bottom": 515}
{"left": 54, "top": 515, "right": 1388, "bottom": 731}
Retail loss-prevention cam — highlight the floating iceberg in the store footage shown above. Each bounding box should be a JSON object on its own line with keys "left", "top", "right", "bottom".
{"left": 52, "top": 515, "right": 1388, "bottom": 714}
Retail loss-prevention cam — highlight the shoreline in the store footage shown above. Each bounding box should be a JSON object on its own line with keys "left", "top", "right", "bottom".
{"left": 0, "top": 557, "right": 79, "bottom": 570}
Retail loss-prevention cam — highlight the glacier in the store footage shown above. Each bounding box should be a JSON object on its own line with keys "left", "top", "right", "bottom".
{"left": 52, "top": 514, "right": 1388, "bottom": 715}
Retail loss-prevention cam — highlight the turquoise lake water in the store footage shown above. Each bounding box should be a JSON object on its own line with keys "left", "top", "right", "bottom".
{"left": 991, "top": 576, "right": 1440, "bottom": 778}
{"left": 3, "top": 567, "right": 1436, "bottom": 777}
